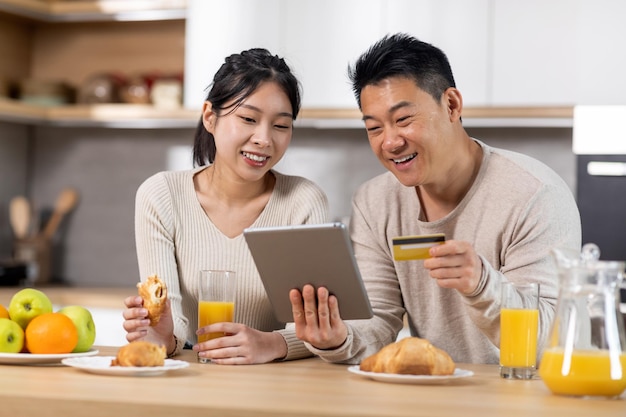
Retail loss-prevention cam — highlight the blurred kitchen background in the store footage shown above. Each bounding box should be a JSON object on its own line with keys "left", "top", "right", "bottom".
{"left": 0, "top": 0, "right": 624, "bottom": 289}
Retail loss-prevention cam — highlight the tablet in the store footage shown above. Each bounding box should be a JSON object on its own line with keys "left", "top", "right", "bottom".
{"left": 243, "top": 222, "right": 373, "bottom": 323}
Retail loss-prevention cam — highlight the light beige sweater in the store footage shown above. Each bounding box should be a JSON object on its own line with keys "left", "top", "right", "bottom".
{"left": 135, "top": 167, "right": 329, "bottom": 359}
{"left": 307, "top": 140, "right": 582, "bottom": 364}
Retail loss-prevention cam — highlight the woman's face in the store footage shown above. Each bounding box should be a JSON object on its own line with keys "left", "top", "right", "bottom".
{"left": 203, "top": 81, "right": 294, "bottom": 182}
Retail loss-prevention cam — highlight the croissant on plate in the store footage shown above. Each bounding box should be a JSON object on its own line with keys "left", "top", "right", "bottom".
{"left": 111, "top": 341, "right": 166, "bottom": 367}
{"left": 359, "top": 337, "right": 455, "bottom": 376}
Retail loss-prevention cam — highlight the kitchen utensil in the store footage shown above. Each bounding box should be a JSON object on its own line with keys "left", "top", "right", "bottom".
{"left": 9, "top": 196, "right": 31, "bottom": 239}
{"left": 42, "top": 188, "right": 79, "bottom": 239}
{"left": 539, "top": 243, "right": 626, "bottom": 398}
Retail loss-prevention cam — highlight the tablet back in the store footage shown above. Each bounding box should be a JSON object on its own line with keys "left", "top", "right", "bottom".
{"left": 243, "top": 222, "right": 373, "bottom": 323}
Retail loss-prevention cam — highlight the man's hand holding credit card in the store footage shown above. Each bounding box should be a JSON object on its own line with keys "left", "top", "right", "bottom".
{"left": 392, "top": 234, "right": 446, "bottom": 261}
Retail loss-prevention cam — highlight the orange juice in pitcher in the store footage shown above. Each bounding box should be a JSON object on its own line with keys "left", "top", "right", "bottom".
{"left": 539, "top": 348, "right": 626, "bottom": 397}
{"left": 542, "top": 244, "right": 626, "bottom": 398}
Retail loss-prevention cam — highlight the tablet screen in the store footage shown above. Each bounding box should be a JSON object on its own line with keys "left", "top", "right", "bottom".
{"left": 243, "top": 222, "right": 373, "bottom": 323}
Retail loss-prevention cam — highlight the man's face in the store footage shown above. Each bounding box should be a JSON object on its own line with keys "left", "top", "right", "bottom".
{"left": 360, "top": 76, "right": 455, "bottom": 188}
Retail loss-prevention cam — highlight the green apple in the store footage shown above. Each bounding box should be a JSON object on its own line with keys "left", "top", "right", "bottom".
{"left": 58, "top": 305, "right": 96, "bottom": 353}
{"left": 0, "top": 318, "right": 25, "bottom": 353}
{"left": 8, "top": 288, "right": 53, "bottom": 330}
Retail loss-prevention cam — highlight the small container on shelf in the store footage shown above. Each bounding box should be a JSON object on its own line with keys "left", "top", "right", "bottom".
{"left": 18, "top": 79, "right": 75, "bottom": 106}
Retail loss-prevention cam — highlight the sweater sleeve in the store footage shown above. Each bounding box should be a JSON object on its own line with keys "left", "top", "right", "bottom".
{"left": 135, "top": 172, "right": 189, "bottom": 356}
{"left": 461, "top": 179, "right": 581, "bottom": 361}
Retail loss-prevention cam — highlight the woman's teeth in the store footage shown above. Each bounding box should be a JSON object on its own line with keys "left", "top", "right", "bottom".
{"left": 393, "top": 153, "right": 417, "bottom": 164}
{"left": 243, "top": 152, "right": 268, "bottom": 162}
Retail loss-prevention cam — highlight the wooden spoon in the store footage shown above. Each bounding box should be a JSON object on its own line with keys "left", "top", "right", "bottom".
{"left": 9, "top": 196, "right": 31, "bottom": 239}
{"left": 43, "top": 188, "right": 80, "bottom": 239}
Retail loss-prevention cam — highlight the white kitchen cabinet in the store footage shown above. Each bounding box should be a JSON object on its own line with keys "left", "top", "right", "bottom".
{"left": 491, "top": 0, "right": 577, "bottom": 106}
{"left": 282, "top": 0, "right": 383, "bottom": 108}
{"left": 492, "top": 0, "right": 625, "bottom": 106}
{"left": 383, "top": 0, "right": 490, "bottom": 106}
{"left": 185, "top": 0, "right": 490, "bottom": 109}
{"left": 184, "top": 0, "right": 283, "bottom": 109}
{"left": 185, "top": 0, "right": 381, "bottom": 109}
{"left": 574, "top": 0, "right": 626, "bottom": 105}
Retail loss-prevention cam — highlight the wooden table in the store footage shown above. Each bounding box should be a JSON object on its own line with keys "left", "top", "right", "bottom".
{"left": 1, "top": 346, "right": 624, "bottom": 417}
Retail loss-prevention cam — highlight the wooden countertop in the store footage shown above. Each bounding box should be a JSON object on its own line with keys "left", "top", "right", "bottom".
{"left": 1, "top": 346, "right": 623, "bottom": 417}
{"left": 0, "top": 286, "right": 132, "bottom": 309}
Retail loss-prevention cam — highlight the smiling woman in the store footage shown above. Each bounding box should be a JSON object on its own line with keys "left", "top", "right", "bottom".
{"left": 122, "top": 47, "right": 329, "bottom": 365}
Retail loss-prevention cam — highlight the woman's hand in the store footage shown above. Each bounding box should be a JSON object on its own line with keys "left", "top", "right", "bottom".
{"left": 289, "top": 284, "right": 348, "bottom": 350}
{"left": 122, "top": 295, "right": 175, "bottom": 351}
{"left": 193, "top": 323, "right": 287, "bottom": 365}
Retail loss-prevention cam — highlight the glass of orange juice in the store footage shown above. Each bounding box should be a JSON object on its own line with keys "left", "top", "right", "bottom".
{"left": 197, "top": 270, "right": 236, "bottom": 363}
{"left": 499, "top": 282, "right": 539, "bottom": 379}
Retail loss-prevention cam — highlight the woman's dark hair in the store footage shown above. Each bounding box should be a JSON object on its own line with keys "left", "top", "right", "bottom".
{"left": 348, "top": 33, "right": 456, "bottom": 109}
{"left": 193, "top": 48, "right": 301, "bottom": 166}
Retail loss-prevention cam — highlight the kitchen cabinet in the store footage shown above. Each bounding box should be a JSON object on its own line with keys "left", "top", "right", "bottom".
{"left": 574, "top": 0, "right": 626, "bottom": 105}
{"left": 382, "top": 0, "right": 490, "bottom": 106}
{"left": 0, "top": 0, "right": 187, "bottom": 126}
{"left": 184, "top": 0, "right": 377, "bottom": 109}
{"left": 492, "top": 0, "right": 626, "bottom": 106}
{"left": 492, "top": 0, "right": 578, "bottom": 106}
{"left": 186, "top": 0, "right": 623, "bottom": 114}
{"left": 185, "top": 0, "right": 490, "bottom": 109}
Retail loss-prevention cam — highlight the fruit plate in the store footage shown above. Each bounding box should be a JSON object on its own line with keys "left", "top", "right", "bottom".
{"left": 61, "top": 356, "right": 189, "bottom": 376}
{"left": 347, "top": 366, "right": 474, "bottom": 385}
{"left": 0, "top": 349, "right": 99, "bottom": 365}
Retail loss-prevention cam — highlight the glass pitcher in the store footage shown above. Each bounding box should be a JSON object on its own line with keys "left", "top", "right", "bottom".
{"left": 539, "top": 243, "right": 626, "bottom": 398}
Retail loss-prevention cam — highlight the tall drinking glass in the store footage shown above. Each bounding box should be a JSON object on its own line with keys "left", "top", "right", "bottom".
{"left": 500, "top": 282, "right": 540, "bottom": 379}
{"left": 198, "top": 270, "right": 236, "bottom": 363}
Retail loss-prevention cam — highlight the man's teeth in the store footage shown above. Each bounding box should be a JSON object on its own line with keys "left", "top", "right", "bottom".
{"left": 393, "top": 153, "right": 417, "bottom": 164}
{"left": 243, "top": 152, "right": 268, "bottom": 162}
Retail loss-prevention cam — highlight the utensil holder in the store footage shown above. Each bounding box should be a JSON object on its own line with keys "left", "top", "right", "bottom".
{"left": 12, "top": 236, "right": 52, "bottom": 285}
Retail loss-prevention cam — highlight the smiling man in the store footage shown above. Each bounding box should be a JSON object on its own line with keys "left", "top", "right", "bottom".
{"left": 289, "top": 33, "right": 581, "bottom": 364}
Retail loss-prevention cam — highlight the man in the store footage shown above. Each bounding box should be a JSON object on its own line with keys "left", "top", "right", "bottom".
{"left": 289, "top": 33, "right": 581, "bottom": 364}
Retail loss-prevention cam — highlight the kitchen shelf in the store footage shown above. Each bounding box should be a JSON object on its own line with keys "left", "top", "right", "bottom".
{"left": 0, "top": 99, "right": 198, "bottom": 128}
{"left": 0, "top": 0, "right": 187, "bottom": 22}
{"left": 0, "top": 100, "right": 574, "bottom": 129}
{"left": 298, "top": 106, "right": 574, "bottom": 129}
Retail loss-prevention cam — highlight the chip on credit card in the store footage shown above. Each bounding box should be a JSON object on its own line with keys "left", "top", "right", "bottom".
{"left": 392, "top": 234, "right": 446, "bottom": 261}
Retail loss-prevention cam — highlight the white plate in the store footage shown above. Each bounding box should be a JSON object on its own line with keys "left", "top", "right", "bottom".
{"left": 348, "top": 366, "right": 474, "bottom": 385}
{"left": 61, "top": 356, "right": 189, "bottom": 376}
{"left": 0, "top": 349, "right": 99, "bottom": 365}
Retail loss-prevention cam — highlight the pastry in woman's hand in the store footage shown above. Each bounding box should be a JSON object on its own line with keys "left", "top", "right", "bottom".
{"left": 137, "top": 274, "right": 167, "bottom": 326}
{"left": 111, "top": 341, "right": 166, "bottom": 367}
{"left": 359, "top": 337, "right": 455, "bottom": 375}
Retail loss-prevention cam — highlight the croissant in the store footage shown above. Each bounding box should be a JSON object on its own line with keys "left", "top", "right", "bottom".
{"left": 359, "top": 337, "right": 455, "bottom": 375}
{"left": 111, "top": 341, "right": 166, "bottom": 367}
{"left": 137, "top": 274, "right": 167, "bottom": 326}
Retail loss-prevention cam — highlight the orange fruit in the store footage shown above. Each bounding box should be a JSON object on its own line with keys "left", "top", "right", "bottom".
{"left": 0, "top": 304, "right": 8, "bottom": 319}
{"left": 25, "top": 312, "right": 78, "bottom": 354}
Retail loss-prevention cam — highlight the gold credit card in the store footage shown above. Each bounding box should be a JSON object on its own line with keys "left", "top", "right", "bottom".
{"left": 392, "top": 234, "right": 445, "bottom": 261}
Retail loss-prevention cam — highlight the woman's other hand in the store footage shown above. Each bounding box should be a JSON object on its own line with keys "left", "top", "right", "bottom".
{"left": 194, "top": 323, "right": 287, "bottom": 364}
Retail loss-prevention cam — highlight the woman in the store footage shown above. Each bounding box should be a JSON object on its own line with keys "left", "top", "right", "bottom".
{"left": 122, "top": 48, "right": 329, "bottom": 364}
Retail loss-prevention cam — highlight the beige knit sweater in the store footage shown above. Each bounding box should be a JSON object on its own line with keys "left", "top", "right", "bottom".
{"left": 135, "top": 167, "right": 329, "bottom": 359}
{"left": 307, "top": 139, "right": 582, "bottom": 364}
